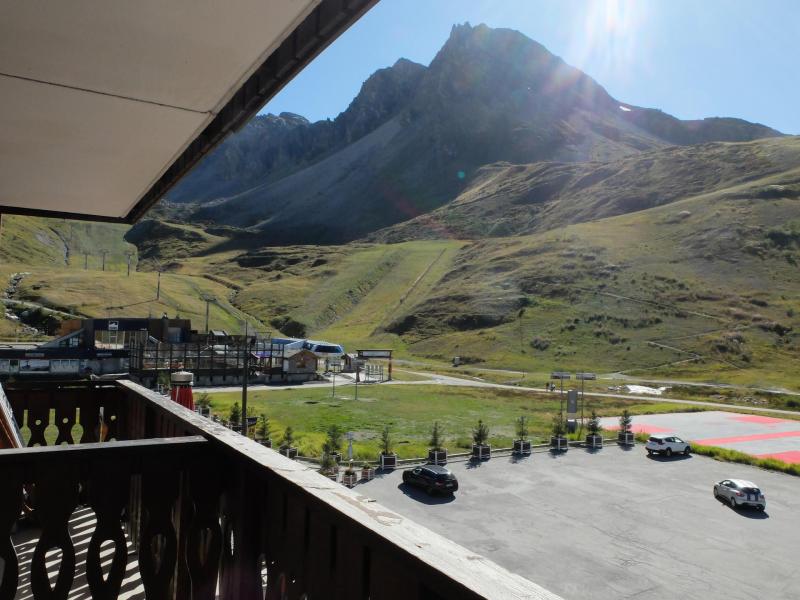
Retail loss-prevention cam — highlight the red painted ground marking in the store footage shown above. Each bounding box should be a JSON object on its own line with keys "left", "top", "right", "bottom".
{"left": 605, "top": 424, "right": 672, "bottom": 434}
{"left": 755, "top": 451, "right": 800, "bottom": 464}
{"left": 729, "top": 415, "right": 793, "bottom": 425}
{"left": 694, "top": 430, "right": 800, "bottom": 446}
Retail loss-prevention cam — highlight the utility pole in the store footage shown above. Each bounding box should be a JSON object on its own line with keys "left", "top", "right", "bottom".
{"left": 201, "top": 294, "right": 215, "bottom": 333}
{"left": 84, "top": 253, "right": 89, "bottom": 270}
{"left": 241, "top": 322, "right": 252, "bottom": 437}
{"left": 125, "top": 251, "right": 134, "bottom": 276}
{"left": 100, "top": 249, "right": 108, "bottom": 271}
{"left": 156, "top": 270, "right": 161, "bottom": 300}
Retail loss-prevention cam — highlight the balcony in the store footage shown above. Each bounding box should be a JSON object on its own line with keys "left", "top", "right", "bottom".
{"left": 0, "top": 379, "right": 559, "bottom": 599}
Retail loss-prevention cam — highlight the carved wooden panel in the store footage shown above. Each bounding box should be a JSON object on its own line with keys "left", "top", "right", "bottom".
{"left": 86, "top": 460, "right": 131, "bottom": 600}
{"left": 185, "top": 462, "right": 222, "bottom": 600}
{"left": 53, "top": 391, "right": 78, "bottom": 445}
{"left": 26, "top": 391, "right": 51, "bottom": 447}
{"left": 138, "top": 464, "right": 179, "bottom": 600}
{"left": 0, "top": 469, "right": 23, "bottom": 600}
{"left": 30, "top": 462, "right": 79, "bottom": 600}
{"left": 77, "top": 395, "right": 101, "bottom": 444}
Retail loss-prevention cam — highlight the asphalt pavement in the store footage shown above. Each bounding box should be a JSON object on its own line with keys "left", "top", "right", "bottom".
{"left": 360, "top": 445, "right": 800, "bottom": 600}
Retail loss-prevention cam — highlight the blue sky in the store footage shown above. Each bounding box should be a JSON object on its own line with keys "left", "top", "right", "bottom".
{"left": 260, "top": 0, "right": 799, "bottom": 134}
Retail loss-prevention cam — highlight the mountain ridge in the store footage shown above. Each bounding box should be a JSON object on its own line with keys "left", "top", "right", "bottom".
{"left": 162, "top": 23, "right": 782, "bottom": 244}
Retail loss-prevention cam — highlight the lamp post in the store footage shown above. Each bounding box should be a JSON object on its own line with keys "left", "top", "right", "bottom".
{"left": 575, "top": 372, "right": 596, "bottom": 436}
{"left": 550, "top": 372, "right": 571, "bottom": 427}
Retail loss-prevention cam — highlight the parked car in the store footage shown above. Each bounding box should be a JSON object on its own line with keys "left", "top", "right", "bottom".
{"left": 402, "top": 465, "right": 459, "bottom": 495}
{"left": 645, "top": 434, "right": 691, "bottom": 457}
{"left": 713, "top": 479, "right": 766, "bottom": 510}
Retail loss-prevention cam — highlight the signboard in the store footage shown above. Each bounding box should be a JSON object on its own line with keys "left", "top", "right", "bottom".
{"left": 108, "top": 320, "right": 119, "bottom": 331}
{"left": 357, "top": 349, "right": 392, "bottom": 359}
{"left": 550, "top": 372, "right": 571, "bottom": 380}
{"left": 575, "top": 372, "right": 596, "bottom": 381}
{"left": 567, "top": 390, "right": 578, "bottom": 415}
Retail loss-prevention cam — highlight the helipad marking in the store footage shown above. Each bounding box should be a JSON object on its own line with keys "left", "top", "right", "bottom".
{"left": 694, "top": 430, "right": 800, "bottom": 446}
{"left": 755, "top": 451, "right": 800, "bottom": 464}
{"left": 728, "top": 415, "right": 794, "bottom": 425}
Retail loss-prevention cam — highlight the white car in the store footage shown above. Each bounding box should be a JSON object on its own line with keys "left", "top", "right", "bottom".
{"left": 645, "top": 434, "right": 691, "bottom": 457}
{"left": 714, "top": 479, "right": 766, "bottom": 510}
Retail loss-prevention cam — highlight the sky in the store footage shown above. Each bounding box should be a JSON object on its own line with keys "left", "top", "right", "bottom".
{"left": 260, "top": 0, "right": 800, "bottom": 134}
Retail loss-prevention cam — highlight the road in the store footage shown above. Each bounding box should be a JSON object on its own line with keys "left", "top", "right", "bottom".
{"left": 196, "top": 370, "right": 800, "bottom": 418}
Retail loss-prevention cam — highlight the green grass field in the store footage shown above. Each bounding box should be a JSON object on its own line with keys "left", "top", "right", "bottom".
{"left": 204, "top": 383, "right": 705, "bottom": 460}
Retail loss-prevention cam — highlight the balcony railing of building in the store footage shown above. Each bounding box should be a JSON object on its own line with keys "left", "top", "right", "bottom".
{"left": 0, "top": 379, "right": 560, "bottom": 600}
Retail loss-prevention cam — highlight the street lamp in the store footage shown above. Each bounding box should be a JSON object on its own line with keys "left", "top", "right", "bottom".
{"left": 575, "top": 372, "right": 596, "bottom": 436}
{"left": 550, "top": 372, "right": 571, "bottom": 425}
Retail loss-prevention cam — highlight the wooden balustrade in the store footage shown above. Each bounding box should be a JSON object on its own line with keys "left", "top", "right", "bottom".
{"left": 0, "top": 380, "right": 560, "bottom": 600}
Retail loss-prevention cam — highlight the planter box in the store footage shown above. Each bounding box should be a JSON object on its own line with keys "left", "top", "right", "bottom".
{"left": 199, "top": 406, "right": 211, "bottom": 417}
{"left": 260, "top": 439, "right": 272, "bottom": 449}
{"left": 513, "top": 440, "right": 532, "bottom": 456}
{"left": 280, "top": 447, "right": 298, "bottom": 459}
{"left": 342, "top": 472, "right": 358, "bottom": 488}
{"left": 380, "top": 453, "right": 397, "bottom": 470}
{"left": 550, "top": 436, "right": 568, "bottom": 452}
{"left": 330, "top": 452, "right": 342, "bottom": 464}
{"left": 471, "top": 444, "right": 491, "bottom": 460}
{"left": 325, "top": 471, "right": 338, "bottom": 482}
{"left": 617, "top": 431, "right": 635, "bottom": 446}
{"left": 361, "top": 467, "right": 375, "bottom": 481}
{"left": 585, "top": 434, "right": 603, "bottom": 449}
{"left": 427, "top": 449, "right": 448, "bottom": 465}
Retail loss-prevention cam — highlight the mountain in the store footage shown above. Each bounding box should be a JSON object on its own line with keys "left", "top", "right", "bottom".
{"left": 165, "top": 23, "right": 781, "bottom": 244}
{"left": 368, "top": 136, "right": 800, "bottom": 242}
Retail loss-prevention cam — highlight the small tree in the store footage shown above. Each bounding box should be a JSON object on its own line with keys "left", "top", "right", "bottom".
{"left": 515, "top": 416, "right": 529, "bottom": 441}
{"left": 619, "top": 409, "right": 632, "bottom": 434}
{"left": 195, "top": 392, "right": 211, "bottom": 409}
{"left": 257, "top": 414, "right": 272, "bottom": 441}
{"left": 429, "top": 421, "right": 444, "bottom": 451}
{"left": 319, "top": 447, "right": 336, "bottom": 474}
{"left": 380, "top": 425, "right": 393, "bottom": 455}
{"left": 326, "top": 424, "right": 343, "bottom": 455}
{"left": 587, "top": 410, "right": 602, "bottom": 436}
{"left": 281, "top": 426, "right": 295, "bottom": 450}
{"left": 228, "top": 402, "right": 241, "bottom": 426}
{"left": 472, "top": 419, "right": 489, "bottom": 446}
{"left": 551, "top": 414, "right": 565, "bottom": 437}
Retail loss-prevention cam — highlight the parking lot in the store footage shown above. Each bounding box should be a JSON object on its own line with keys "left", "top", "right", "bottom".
{"left": 362, "top": 446, "right": 800, "bottom": 600}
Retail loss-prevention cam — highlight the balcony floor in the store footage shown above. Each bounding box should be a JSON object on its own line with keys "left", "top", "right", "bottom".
{"left": 13, "top": 507, "right": 145, "bottom": 600}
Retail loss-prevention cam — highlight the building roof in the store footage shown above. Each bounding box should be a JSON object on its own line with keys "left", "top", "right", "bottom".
{"left": 0, "top": 0, "right": 376, "bottom": 222}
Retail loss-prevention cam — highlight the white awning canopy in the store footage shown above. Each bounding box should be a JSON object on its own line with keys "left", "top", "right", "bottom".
{"left": 0, "top": 0, "right": 375, "bottom": 222}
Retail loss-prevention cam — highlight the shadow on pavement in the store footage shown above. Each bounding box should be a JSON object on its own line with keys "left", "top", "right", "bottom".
{"left": 714, "top": 495, "right": 769, "bottom": 519}
{"left": 646, "top": 453, "right": 693, "bottom": 462}
{"left": 397, "top": 482, "right": 456, "bottom": 505}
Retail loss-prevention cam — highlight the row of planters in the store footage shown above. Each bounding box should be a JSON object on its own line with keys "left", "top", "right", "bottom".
{"left": 226, "top": 407, "right": 637, "bottom": 473}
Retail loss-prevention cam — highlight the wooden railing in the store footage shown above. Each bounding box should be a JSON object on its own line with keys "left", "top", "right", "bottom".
{"left": 0, "top": 379, "right": 561, "bottom": 600}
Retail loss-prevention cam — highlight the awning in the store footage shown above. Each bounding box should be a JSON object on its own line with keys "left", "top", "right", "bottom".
{"left": 0, "top": 0, "right": 376, "bottom": 223}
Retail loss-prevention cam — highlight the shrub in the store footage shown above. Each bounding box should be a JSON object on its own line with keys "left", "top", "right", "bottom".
{"left": 228, "top": 402, "right": 241, "bottom": 426}
{"left": 551, "top": 414, "right": 566, "bottom": 437}
{"left": 380, "top": 425, "right": 393, "bottom": 455}
{"left": 195, "top": 392, "right": 211, "bottom": 408}
{"left": 257, "top": 414, "right": 272, "bottom": 440}
{"left": 429, "top": 421, "right": 444, "bottom": 451}
{"left": 472, "top": 420, "right": 489, "bottom": 446}
{"left": 325, "top": 424, "right": 343, "bottom": 454}
{"left": 530, "top": 336, "right": 551, "bottom": 351}
{"left": 587, "top": 410, "right": 601, "bottom": 435}
{"left": 619, "top": 409, "right": 632, "bottom": 434}
{"left": 515, "top": 416, "right": 529, "bottom": 441}
{"left": 319, "top": 449, "right": 336, "bottom": 474}
{"left": 280, "top": 426, "right": 295, "bottom": 450}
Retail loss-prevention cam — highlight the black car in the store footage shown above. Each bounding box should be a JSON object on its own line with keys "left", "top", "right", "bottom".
{"left": 402, "top": 465, "right": 459, "bottom": 495}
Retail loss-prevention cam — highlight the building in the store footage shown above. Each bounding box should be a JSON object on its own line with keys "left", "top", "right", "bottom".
{"left": 0, "top": 317, "right": 192, "bottom": 379}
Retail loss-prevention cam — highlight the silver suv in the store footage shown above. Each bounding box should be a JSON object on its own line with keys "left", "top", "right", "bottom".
{"left": 645, "top": 434, "right": 691, "bottom": 457}
{"left": 714, "top": 479, "right": 766, "bottom": 510}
